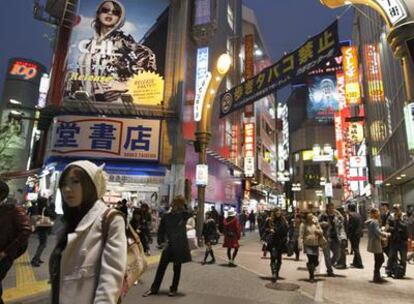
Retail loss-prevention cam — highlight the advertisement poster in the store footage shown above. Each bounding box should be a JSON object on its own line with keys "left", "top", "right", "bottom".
{"left": 64, "top": 0, "right": 169, "bottom": 104}
{"left": 307, "top": 73, "right": 339, "bottom": 122}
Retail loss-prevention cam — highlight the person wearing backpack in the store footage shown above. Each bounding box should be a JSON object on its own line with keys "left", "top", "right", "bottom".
{"left": 0, "top": 180, "right": 31, "bottom": 304}
{"left": 49, "top": 161, "right": 127, "bottom": 304}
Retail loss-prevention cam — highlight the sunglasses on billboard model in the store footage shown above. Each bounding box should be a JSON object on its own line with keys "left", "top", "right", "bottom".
{"left": 100, "top": 7, "right": 121, "bottom": 16}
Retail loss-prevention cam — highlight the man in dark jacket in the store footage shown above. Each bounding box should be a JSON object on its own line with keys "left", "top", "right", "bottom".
{"left": 386, "top": 204, "right": 409, "bottom": 277}
{"left": 143, "top": 195, "right": 191, "bottom": 297}
{"left": 0, "top": 181, "right": 31, "bottom": 304}
{"left": 348, "top": 204, "right": 364, "bottom": 268}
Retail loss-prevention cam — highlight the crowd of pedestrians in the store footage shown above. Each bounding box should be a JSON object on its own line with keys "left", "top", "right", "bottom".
{"left": 1, "top": 160, "right": 414, "bottom": 303}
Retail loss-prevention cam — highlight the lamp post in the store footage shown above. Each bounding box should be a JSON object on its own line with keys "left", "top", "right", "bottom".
{"left": 195, "top": 53, "right": 232, "bottom": 246}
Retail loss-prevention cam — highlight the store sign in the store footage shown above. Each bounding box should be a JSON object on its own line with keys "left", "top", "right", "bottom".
{"left": 313, "top": 154, "right": 334, "bottom": 162}
{"left": 220, "top": 21, "right": 339, "bottom": 117}
{"left": 348, "top": 122, "right": 364, "bottom": 143}
{"left": 9, "top": 60, "right": 39, "bottom": 80}
{"left": 194, "top": 47, "right": 210, "bottom": 121}
{"left": 404, "top": 103, "right": 414, "bottom": 150}
{"left": 244, "top": 123, "right": 255, "bottom": 177}
{"left": 325, "top": 182, "right": 333, "bottom": 197}
{"left": 342, "top": 46, "right": 361, "bottom": 105}
{"left": 230, "top": 124, "right": 239, "bottom": 163}
{"left": 375, "top": 0, "right": 407, "bottom": 26}
{"left": 244, "top": 34, "right": 255, "bottom": 117}
{"left": 350, "top": 156, "right": 367, "bottom": 168}
{"left": 64, "top": 0, "right": 168, "bottom": 105}
{"left": 194, "top": 0, "right": 212, "bottom": 25}
{"left": 336, "top": 72, "right": 346, "bottom": 110}
{"left": 196, "top": 164, "right": 208, "bottom": 186}
{"left": 50, "top": 115, "right": 161, "bottom": 161}
{"left": 364, "top": 44, "right": 384, "bottom": 103}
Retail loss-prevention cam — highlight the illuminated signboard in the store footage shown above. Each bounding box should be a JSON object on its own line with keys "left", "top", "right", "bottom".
{"left": 244, "top": 34, "right": 255, "bottom": 117}
{"left": 307, "top": 73, "right": 339, "bottom": 122}
{"left": 404, "top": 103, "right": 414, "bottom": 150}
{"left": 49, "top": 115, "right": 161, "bottom": 161}
{"left": 196, "top": 164, "right": 208, "bottom": 186}
{"left": 364, "top": 44, "right": 384, "bottom": 103}
{"left": 244, "top": 123, "right": 255, "bottom": 177}
{"left": 194, "top": 47, "right": 210, "bottom": 121}
{"left": 342, "top": 46, "right": 361, "bottom": 105}
{"left": 64, "top": 0, "right": 168, "bottom": 105}
{"left": 9, "top": 60, "right": 39, "bottom": 80}
{"left": 376, "top": 0, "right": 408, "bottom": 26}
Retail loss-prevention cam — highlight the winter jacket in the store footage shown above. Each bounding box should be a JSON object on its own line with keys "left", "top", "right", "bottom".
{"left": 50, "top": 200, "right": 127, "bottom": 304}
{"left": 0, "top": 204, "right": 31, "bottom": 259}
{"left": 348, "top": 211, "right": 363, "bottom": 238}
{"left": 366, "top": 218, "right": 387, "bottom": 254}
{"left": 223, "top": 216, "right": 241, "bottom": 248}
{"left": 386, "top": 214, "right": 409, "bottom": 246}
{"left": 264, "top": 217, "right": 288, "bottom": 251}
{"left": 202, "top": 218, "right": 217, "bottom": 242}
{"left": 157, "top": 210, "right": 192, "bottom": 264}
{"left": 318, "top": 210, "right": 347, "bottom": 241}
{"left": 299, "top": 216, "right": 323, "bottom": 248}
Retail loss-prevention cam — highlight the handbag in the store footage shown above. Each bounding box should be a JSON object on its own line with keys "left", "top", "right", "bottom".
{"left": 102, "top": 209, "right": 147, "bottom": 301}
{"left": 187, "top": 228, "right": 198, "bottom": 250}
{"left": 318, "top": 234, "right": 328, "bottom": 248}
{"left": 34, "top": 208, "right": 54, "bottom": 228}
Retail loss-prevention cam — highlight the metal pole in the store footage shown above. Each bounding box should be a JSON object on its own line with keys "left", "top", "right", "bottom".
{"left": 326, "top": 162, "right": 331, "bottom": 204}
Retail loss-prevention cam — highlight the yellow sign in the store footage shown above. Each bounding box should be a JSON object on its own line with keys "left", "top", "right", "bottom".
{"left": 128, "top": 71, "right": 164, "bottom": 105}
{"left": 302, "top": 150, "right": 314, "bottom": 161}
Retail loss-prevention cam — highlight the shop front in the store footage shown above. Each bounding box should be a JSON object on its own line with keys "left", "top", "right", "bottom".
{"left": 184, "top": 145, "right": 242, "bottom": 216}
{"left": 43, "top": 115, "right": 168, "bottom": 214}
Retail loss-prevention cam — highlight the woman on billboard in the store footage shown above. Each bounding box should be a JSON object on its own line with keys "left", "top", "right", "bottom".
{"left": 72, "top": 0, "right": 157, "bottom": 102}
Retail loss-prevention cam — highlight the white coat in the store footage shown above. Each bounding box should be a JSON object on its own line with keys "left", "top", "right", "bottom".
{"left": 59, "top": 200, "right": 127, "bottom": 304}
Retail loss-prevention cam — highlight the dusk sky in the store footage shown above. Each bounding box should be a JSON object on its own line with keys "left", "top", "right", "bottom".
{"left": 0, "top": 0, "right": 354, "bottom": 94}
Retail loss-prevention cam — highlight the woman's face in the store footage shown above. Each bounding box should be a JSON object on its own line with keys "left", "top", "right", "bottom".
{"left": 60, "top": 168, "right": 83, "bottom": 207}
{"left": 274, "top": 210, "right": 282, "bottom": 218}
{"left": 98, "top": 1, "right": 120, "bottom": 28}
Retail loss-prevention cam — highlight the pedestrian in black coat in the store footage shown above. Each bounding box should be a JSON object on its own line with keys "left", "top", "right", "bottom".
{"left": 202, "top": 212, "right": 217, "bottom": 264}
{"left": 348, "top": 204, "right": 364, "bottom": 268}
{"left": 143, "top": 195, "right": 191, "bottom": 297}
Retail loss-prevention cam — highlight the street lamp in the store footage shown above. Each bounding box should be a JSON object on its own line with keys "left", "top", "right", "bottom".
{"left": 195, "top": 53, "right": 231, "bottom": 246}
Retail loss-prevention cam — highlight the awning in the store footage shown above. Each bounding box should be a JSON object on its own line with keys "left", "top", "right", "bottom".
{"left": 45, "top": 157, "right": 166, "bottom": 177}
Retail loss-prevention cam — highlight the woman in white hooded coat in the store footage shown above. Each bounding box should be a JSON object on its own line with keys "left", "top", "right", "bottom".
{"left": 49, "top": 160, "right": 127, "bottom": 304}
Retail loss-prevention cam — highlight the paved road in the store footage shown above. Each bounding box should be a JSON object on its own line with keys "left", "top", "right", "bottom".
{"left": 5, "top": 231, "right": 414, "bottom": 304}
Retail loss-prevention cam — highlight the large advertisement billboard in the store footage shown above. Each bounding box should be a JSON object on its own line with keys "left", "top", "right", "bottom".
{"left": 64, "top": 0, "right": 169, "bottom": 105}
{"left": 307, "top": 73, "right": 339, "bottom": 122}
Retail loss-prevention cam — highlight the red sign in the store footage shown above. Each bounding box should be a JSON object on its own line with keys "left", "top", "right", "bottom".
{"left": 9, "top": 60, "right": 39, "bottom": 80}
{"left": 244, "top": 34, "right": 254, "bottom": 117}
{"left": 348, "top": 176, "right": 368, "bottom": 182}
{"left": 364, "top": 44, "right": 384, "bottom": 103}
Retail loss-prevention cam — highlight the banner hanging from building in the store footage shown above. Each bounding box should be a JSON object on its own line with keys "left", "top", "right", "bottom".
{"left": 220, "top": 21, "right": 339, "bottom": 117}
{"left": 64, "top": 0, "right": 169, "bottom": 105}
{"left": 49, "top": 115, "right": 161, "bottom": 161}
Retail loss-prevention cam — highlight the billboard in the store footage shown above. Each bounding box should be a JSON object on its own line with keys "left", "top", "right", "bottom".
{"left": 342, "top": 46, "right": 361, "bottom": 105}
{"left": 64, "top": 0, "right": 169, "bottom": 105}
{"left": 307, "top": 73, "right": 339, "bottom": 122}
{"left": 48, "top": 115, "right": 161, "bottom": 161}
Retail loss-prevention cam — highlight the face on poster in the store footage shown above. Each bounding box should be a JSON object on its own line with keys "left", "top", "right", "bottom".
{"left": 65, "top": 0, "right": 169, "bottom": 104}
{"left": 307, "top": 73, "right": 339, "bottom": 122}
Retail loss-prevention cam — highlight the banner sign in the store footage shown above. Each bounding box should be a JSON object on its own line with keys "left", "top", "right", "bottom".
{"left": 404, "top": 103, "right": 414, "bottom": 150}
{"left": 64, "top": 0, "right": 169, "bottom": 105}
{"left": 220, "top": 21, "right": 339, "bottom": 117}
{"left": 375, "top": 0, "right": 407, "bottom": 26}
{"left": 194, "top": 47, "right": 210, "bottom": 122}
{"left": 244, "top": 123, "right": 255, "bottom": 177}
{"left": 49, "top": 115, "right": 161, "bottom": 161}
{"left": 342, "top": 46, "right": 362, "bottom": 105}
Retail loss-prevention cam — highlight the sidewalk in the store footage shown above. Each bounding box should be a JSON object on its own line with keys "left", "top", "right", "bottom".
{"left": 213, "top": 232, "right": 414, "bottom": 304}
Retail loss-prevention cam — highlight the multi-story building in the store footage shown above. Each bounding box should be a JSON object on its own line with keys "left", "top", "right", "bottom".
{"left": 353, "top": 5, "right": 414, "bottom": 209}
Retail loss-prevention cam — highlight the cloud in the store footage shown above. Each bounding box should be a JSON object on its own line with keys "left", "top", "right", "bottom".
{"left": 121, "top": 21, "right": 137, "bottom": 36}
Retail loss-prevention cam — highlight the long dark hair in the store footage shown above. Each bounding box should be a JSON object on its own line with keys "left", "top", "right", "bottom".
{"left": 93, "top": 1, "right": 122, "bottom": 35}
{"left": 59, "top": 166, "right": 98, "bottom": 234}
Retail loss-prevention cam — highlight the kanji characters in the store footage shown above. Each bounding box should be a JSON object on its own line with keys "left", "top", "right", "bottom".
{"left": 282, "top": 55, "right": 294, "bottom": 73}
{"left": 123, "top": 125, "right": 152, "bottom": 151}
{"left": 298, "top": 41, "right": 314, "bottom": 65}
{"left": 89, "top": 123, "right": 116, "bottom": 150}
{"left": 55, "top": 122, "right": 80, "bottom": 148}
{"left": 318, "top": 29, "right": 335, "bottom": 54}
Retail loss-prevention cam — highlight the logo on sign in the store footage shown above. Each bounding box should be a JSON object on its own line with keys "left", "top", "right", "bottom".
{"left": 9, "top": 61, "right": 38, "bottom": 80}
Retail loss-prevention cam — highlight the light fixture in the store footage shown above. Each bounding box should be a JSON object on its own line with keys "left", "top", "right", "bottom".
{"left": 401, "top": 174, "right": 406, "bottom": 177}
{"left": 9, "top": 99, "right": 22, "bottom": 105}
{"left": 396, "top": 177, "right": 402, "bottom": 180}
{"left": 216, "top": 53, "right": 232, "bottom": 75}
{"left": 385, "top": 183, "right": 391, "bottom": 186}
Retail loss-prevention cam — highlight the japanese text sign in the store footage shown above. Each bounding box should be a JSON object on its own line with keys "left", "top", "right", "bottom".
{"left": 220, "top": 21, "right": 339, "bottom": 117}
{"left": 244, "top": 123, "right": 255, "bottom": 177}
{"left": 376, "top": 0, "right": 407, "bottom": 26}
{"left": 342, "top": 46, "right": 361, "bottom": 105}
{"left": 50, "top": 116, "right": 161, "bottom": 161}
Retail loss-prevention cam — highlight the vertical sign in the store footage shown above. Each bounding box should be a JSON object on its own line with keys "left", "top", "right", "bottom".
{"left": 244, "top": 123, "right": 255, "bottom": 177}
{"left": 376, "top": 0, "right": 408, "bottom": 26}
{"left": 194, "top": 0, "right": 212, "bottom": 25}
{"left": 364, "top": 44, "right": 384, "bottom": 103}
{"left": 342, "top": 46, "right": 361, "bottom": 105}
{"left": 404, "top": 103, "right": 414, "bottom": 150}
{"left": 194, "top": 47, "right": 210, "bottom": 122}
{"left": 230, "top": 124, "right": 239, "bottom": 163}
{"left": 244, "top": 34, "right": 254, "bottom": 117}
